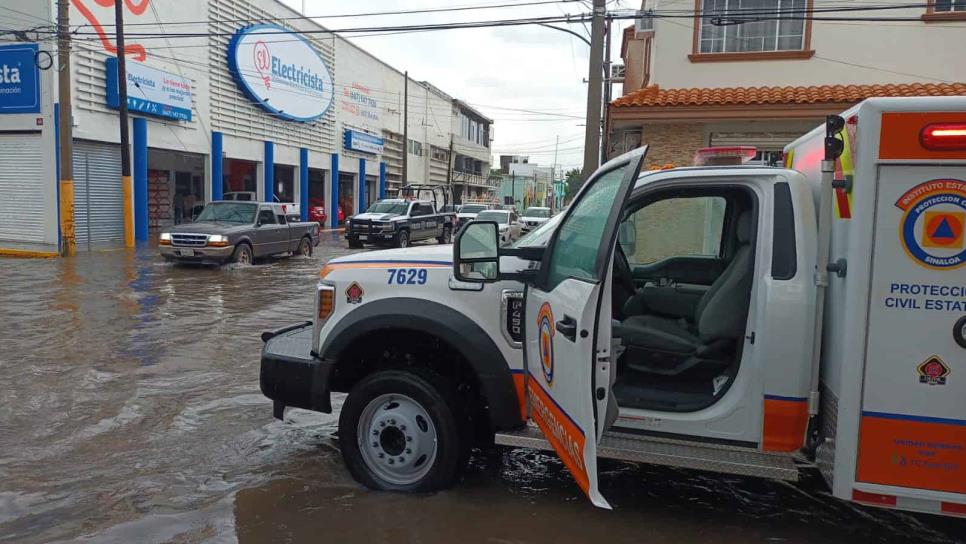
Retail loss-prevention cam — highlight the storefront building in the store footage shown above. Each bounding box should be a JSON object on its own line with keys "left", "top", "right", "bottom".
{"left": 0, "top": 0, "right": 492, "bottom": 254}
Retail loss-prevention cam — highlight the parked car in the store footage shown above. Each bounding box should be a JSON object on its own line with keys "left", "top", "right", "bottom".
{"left": 475, "top": 209, "right": 521, "bottom": 245}
{"left": 455, "top": 203, "right": 489, "bottom": 227}
{"left": 159, "top": 201, "right": 320, "bottom": 265}
{"left": 519, "top": 206, "right": 552, "bottom": 233}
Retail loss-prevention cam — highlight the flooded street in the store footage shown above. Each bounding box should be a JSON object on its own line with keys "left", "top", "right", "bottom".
{"left": 1, "top": 234, "right": 963, "bottom": 543}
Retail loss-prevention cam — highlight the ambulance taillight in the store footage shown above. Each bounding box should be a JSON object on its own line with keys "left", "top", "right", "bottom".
{"left": 920, "top": 123, "right": 966, "bottom": 151}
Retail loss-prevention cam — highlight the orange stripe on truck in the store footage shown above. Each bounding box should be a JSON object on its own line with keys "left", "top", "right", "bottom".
{"left": 527, "top": 376, "right": 590, "bottom": 496}
{"left": 879, "top": 112, "right": 966, "bottom": 160}
{"left": 320, "top": 261, "right": 452, "bottom": 278}
{"left": 856, "top": 412, "right": 966, "bottom": 495}
{"left": 762, "top": 396, "right": 809, "bottom": 452}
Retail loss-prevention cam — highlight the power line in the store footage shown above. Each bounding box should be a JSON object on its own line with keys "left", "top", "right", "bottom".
{"left": 84, "top": 0, "right": 583, "bottom": 27}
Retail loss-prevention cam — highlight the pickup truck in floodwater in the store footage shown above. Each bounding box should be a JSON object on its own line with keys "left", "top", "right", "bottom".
{"left": 159, "top": 201, "right": 320, "bottom": 265}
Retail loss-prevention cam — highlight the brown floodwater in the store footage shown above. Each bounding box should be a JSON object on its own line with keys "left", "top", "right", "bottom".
{"left": 0, "top": 234, "right": 963, "bottom": 543}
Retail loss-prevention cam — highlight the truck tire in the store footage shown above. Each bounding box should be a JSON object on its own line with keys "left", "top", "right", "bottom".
{"left": 297, "top": 236, "right": 313, "bottom": 256}
{"left": 338, "top": 369, "right": 468, "bottom": 492}
{"left": 437, "top": 225, "right": 452, "bottom": 244}
{"left": 231, "top": 242, "right": 253, "bottom": 265}
{"left": 395, "top": 230, "right": 410, "bottom": 248}
{"left": 347, "top": 237, "right": 364, "bottom": 249}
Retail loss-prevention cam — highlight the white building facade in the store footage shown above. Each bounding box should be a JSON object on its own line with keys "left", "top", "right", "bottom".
{"left": 0, "top": 0, "right": 491, "bottom": 254}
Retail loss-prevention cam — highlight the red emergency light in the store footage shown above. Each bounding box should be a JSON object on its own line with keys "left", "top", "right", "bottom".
{"left": 694, "top": 146, "right": 758, "bottom": 166}
{"left": 920, "top": 123, "right": 966, "bottom": 151}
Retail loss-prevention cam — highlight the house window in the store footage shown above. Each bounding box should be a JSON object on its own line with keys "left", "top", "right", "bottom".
{"left": 698, "top": 0, "right": 807, "bottom": 54}
{"left": 934, "top": 0, "right": 966, "bottom": 11}
{"left": 408, "top": 139, "right": 423, "bottom": 156}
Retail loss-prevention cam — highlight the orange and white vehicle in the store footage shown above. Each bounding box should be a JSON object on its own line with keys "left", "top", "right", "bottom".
{"left": 261, "top": 97, "right": 965, "bottom": 517}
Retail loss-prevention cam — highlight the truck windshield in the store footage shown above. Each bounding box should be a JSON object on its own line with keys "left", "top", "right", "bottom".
{"left": 476, "top": 211, "right": 510, "bottom": 224}
{"left": 367, "top": 202, "right": 410, "bottom": 214}
{"left": 523, "top": 208, "right": 550, "bottom": 218}
{"left": 459, "top": 205, "right": 487, "bottom": 214}
{"left": 196, "top": 202, "right": 257, "bottom": 223}
{"left": 513, "top": 213, "right": 563, "bottom": 248}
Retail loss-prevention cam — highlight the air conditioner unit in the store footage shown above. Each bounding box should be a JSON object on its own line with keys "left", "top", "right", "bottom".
{"left": 635, "top": 12, "right": 655, "bottom": 34}
{"left": 610, "top": 64, "right": 626, "bottom": 81}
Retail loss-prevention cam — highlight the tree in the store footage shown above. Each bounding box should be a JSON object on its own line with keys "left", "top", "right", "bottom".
{"left": 564, "top": 168, "right": 583, "bottom": 201}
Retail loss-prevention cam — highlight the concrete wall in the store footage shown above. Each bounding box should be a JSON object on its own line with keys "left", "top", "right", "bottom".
{"left": 644, "top": 1, "right": 966, "bottom": 90}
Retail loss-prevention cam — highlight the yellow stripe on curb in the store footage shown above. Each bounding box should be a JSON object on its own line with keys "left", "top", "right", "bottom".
{"left": 0, "top": 248, "right": 59, "bottom": 258}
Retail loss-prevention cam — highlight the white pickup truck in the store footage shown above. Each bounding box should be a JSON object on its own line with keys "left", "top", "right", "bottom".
{"left": 260, "top": 98, "right": 966, "bottom": 517}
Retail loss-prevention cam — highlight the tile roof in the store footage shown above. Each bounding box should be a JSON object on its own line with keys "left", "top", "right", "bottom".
{"left": 611, "top": 83, "right": 966, "bottom": 108}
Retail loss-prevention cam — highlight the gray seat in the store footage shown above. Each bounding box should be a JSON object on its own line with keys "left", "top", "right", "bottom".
{"left": 616, "top": 211, "right": 755, "bottom": 376}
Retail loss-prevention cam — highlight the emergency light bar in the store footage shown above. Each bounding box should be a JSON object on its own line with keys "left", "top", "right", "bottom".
{"left": 694, "top": 146, "right": 757, "bottom": 166}
{"left": 920, "top": 123, "right": 966, "bottom": 150}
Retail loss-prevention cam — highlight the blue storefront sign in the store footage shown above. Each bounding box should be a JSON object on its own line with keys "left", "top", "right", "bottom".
{"left": 344, "top": 129, "right": 385, "bottom": 155}
{"left": 0, "top": 43, "right": 40, "bottom": 114}
{"left": 105, "top": 57, "right": 193, "bottom": 121}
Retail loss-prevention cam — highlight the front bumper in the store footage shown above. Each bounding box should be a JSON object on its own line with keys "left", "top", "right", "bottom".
{"left": 160, "top": 244, "right": 234, "bottom": 263}
{"left": 345, "top": 229, "right": 395, "bottom": 242}
{"left": 260, "top": 321, "right": 335, "bottom": 419}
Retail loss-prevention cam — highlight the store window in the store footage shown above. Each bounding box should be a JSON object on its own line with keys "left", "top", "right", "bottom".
{"left": 698, "top": 0, "right": 807, "bottom": 54}
{"left": 274, "top": 164, "right": 295, "bottom": 203}
{"left": 338, "top": 172, "right": 355, "bottom": 221}
{"left": 225, "top": 159, "right": 257, "bottom": 196}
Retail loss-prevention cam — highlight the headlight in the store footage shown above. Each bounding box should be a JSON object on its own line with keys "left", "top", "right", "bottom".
{"left": 160, "top": 232, "right": 171, "bottom": 241}
{"left": 208, "top": 234, "right": 227, "bottom": 243}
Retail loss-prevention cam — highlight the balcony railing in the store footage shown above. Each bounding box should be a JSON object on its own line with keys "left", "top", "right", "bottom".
{"left": 452, "top": 171, "right": 495, "bottom": 187}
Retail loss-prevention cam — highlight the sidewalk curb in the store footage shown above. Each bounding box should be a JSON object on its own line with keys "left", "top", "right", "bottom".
{"left": 0, "top": 248, "right": 59, "bottom": 258}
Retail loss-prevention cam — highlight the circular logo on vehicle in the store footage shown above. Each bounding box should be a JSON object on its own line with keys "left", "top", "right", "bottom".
{"left": 895, "top": 179, "right": 966, "bottom": 270}
{"left": 537, "top": 302, "right": 555, "bottom": 385}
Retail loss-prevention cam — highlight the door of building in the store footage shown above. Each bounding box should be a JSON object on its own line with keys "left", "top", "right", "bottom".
{"left": 73, "top": 140, "right": 124, "bottom": 248}
{"left": 0, "top": 133, "right": 45, "bottom": 245}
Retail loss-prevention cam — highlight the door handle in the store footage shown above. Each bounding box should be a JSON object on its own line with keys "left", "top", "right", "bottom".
{"left": 556, "top": 315, "right": 577, "bottom": 341}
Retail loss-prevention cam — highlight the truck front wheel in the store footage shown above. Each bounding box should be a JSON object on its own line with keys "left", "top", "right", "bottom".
{"left": 231, "top": 243, "right": 253, "bottom": 265}
{"left": 338, "top": 370, "right": 467, "bottom": 492}
{"left": 395, "top": 230, "right": 410, "bottom": 248}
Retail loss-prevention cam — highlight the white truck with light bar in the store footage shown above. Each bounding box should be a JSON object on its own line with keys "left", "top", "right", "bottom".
{"left": 259, "top": 97, "right": 966, "bottom": 517}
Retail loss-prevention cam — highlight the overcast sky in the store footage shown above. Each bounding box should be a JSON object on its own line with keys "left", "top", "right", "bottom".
{"left": 282, "top": 0, "right": 629, "bottom": 173}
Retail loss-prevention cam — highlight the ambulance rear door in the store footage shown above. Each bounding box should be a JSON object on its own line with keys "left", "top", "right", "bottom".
{"left": 856, "top": 162, "right": 966, "bottom": 508}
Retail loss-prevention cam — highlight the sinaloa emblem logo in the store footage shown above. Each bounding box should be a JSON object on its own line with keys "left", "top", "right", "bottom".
{"left": 537, "top": 302, "right": 555, "bottom": 385}
{"left": 895, "top": 179, "right": 966, "bottom": 270}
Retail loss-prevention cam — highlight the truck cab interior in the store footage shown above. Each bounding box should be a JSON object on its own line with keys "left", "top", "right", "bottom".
{"left": 610, "top": 187, "right": 757, "bottom": 413}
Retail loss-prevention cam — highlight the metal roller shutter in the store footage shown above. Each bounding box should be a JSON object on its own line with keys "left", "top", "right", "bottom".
{"left": 73, "top": 140, "right": 124, "bottom": 247}
{"left": 0, "top": 133, "right": 46, "bottom": 244}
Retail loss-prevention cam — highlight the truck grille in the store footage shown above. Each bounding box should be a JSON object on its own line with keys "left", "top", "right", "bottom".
{"left": 349, "top": 221, "right": 388, "bottom": 234}
{"left": 171, "top": 233, "right": 209, "bottom": 247}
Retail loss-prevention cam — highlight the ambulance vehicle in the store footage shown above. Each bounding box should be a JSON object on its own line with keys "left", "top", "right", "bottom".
{"left": 259, "top": 97, "right": 966, "bottom": 516}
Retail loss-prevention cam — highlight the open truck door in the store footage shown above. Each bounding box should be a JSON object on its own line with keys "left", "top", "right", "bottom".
{"left": 520, "top": 147, "right": 647, "bottom": 508}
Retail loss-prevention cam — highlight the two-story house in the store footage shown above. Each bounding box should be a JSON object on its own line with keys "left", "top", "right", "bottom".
{"left": 608, "top": 0, "right": 966, "bottom": 168}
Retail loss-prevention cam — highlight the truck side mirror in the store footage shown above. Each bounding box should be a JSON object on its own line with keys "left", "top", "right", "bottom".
{"left": 454, "top": 221, "right": 500, "bottom": 282}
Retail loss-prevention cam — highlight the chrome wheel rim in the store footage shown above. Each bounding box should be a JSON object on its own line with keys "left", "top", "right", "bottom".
{"left": 237, "top": 248, "right": 252, "bottom": 265}
{"left": 400, "top": 234, "right": 409, "bottom": 247}
{"left": 357, "top": 393, "right": 438, "bottom": 486}
{"left": 299, "top": 240, "right": 311, "bottom": 255}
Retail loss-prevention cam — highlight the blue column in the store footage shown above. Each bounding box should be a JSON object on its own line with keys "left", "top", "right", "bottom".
{"left": 330, "top": 153, "right": 339, "bottom": 229}
{"left": 299, "top": 147, "right": 309, "bottom": 222}
{"left": 379, "top": 161, "right": 387, "bottom": 200}
{"left": 133, "top": 117, "right": 148, "bottom": 242}
{"left": 211, "top": 131, "right": 223, "bottom": 201}
{"left": 264, "top": 140, "right": 274, "bottom": 203}
{"left": 358, "top": 158, "right": 367, "bottom": 214}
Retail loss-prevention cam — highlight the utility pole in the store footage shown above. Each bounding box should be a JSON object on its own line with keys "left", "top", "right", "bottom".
{"left": 601, "top": 18, "right": 612, "bottom": 166}
{"left": 581, "top": 0, "right": 606, "bottom": 180}
{"left": 57, "top": 0, "right": 75, "bottom": 256}
{"left": 402, "top": 71, "right": 409, "bottom": 184}
{"left": 446, "top": 135, "right": 454, "bottom": 200}
{"left": 115, "top": 0, "right": 134, "bottom": 248}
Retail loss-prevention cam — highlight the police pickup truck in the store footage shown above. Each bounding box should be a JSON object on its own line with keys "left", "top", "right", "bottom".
{"left": 261, "top": 98, "right": 966, "bottom": 517}
{"left": 345, "top": 185, "right": 457, "bottom": 248}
